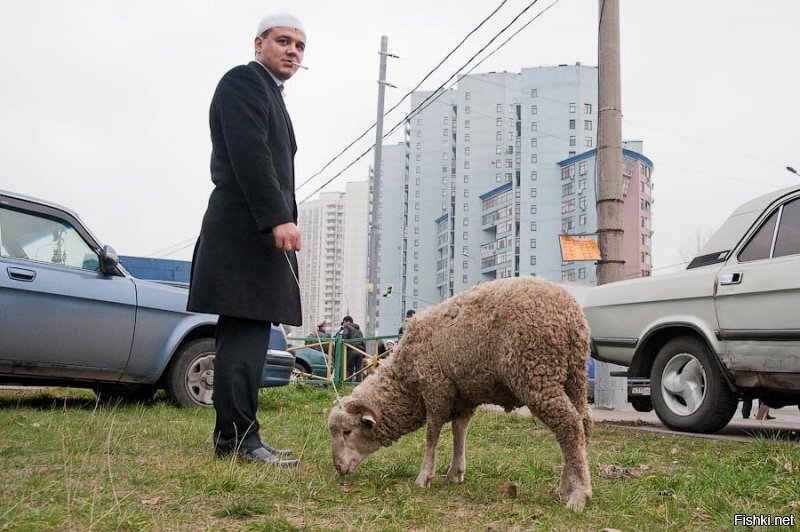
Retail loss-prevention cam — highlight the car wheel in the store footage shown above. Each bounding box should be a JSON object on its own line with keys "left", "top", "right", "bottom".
{"left": 650, "top": 336, "right": 737, "bottom": 433}
{"left": 292, "top": 360, "right": 311, "bottom": 382}
{"left": 165, "top": 338, "right": 216, "bottom": 408}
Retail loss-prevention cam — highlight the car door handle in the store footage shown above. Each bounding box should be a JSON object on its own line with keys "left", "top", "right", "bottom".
{"left": 7, "top": 267, "right": 36, "bottom": 282}
{"left": 719, "top": 272, "right": 742, "bottom": 285}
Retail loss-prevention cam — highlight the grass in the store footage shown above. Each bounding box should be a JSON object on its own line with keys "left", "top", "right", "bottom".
{"left": 0, "top": 385, "right": 798, "bottom": 531}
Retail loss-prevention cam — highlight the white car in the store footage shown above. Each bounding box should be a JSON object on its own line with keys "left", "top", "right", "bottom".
{"left": 584, "top": 184, "right": 800, "bottom": 433}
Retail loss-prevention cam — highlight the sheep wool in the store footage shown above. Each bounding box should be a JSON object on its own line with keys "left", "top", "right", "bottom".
{"left": 328, "top": 276, "right": 593, "bottom": 511}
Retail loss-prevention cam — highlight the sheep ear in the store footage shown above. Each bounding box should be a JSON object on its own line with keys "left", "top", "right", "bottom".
{"left": 344, "top": 399, "right": 381, "bottom": 426}
{"left": 361, "top": 413, "right": 376, "bottom": 428}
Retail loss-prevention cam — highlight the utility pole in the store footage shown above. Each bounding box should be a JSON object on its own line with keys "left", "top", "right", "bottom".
{"left": 595, "top": 0, "right": 627, "bottom": 409}
{"left": 367, "top": 36, "right": 390, "bottom": 338}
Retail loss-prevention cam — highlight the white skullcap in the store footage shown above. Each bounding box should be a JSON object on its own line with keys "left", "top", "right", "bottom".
{"left": 256, "top": 13, "right": 305, "bottom": 36}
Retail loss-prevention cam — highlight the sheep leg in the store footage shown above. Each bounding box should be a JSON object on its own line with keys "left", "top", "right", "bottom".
{"left": 526, "top": 392, "right": 591, "bottom": 512}
{"left": 415, "top": 420, "right": 444, "bottom": 488}
{"left": 446, "top": 410, "right": 475, "bottom": 483}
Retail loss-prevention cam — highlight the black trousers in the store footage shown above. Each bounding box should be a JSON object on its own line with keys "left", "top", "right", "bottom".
{"left": 213, "top": 315, "right": 271, "bottom": 453}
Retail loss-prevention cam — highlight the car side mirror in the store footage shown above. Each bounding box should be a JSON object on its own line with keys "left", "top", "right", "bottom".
{"left": 99, "top": 245, "right": 119, "bottom": 274}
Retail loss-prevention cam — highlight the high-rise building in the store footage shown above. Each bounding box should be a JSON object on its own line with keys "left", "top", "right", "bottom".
{"left": 296, "top": 180, "right": 369, "bottom": 336}
{"left": 375, "top": 64, "right": 654, "bottom": 334}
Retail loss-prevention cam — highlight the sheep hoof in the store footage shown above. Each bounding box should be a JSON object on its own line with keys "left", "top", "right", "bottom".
{"left": 414, "top": 472, "right": 433, "bottom": 488}
{"left": 445, "top": 469, "right": 464, "bottom": 483}
{"left": 564, "top": 490, "right": 589, "bottom": 512}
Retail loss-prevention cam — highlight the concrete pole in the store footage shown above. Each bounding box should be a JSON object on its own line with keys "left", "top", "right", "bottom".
{"left": 367, "top": 36, "right": 389, "bottom": 338}
{"left": 595, "top": 0, "right": 627, "bottom": 409}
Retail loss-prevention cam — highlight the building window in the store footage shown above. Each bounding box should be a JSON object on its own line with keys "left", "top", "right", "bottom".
{"left": 562, "top": 199, "right": 576, "bottom": 213}
{"left": 578, "top": 178, "right": 587, "bottom": 192}
{"left": 496, "top": 118, "right": 503, "bottom": 126}
{"left": 579, "top": 161, "right": 587, "bottom": 175}
{"left": 531, "top": 171, "right": 538, "bottom": 181}
{"left": 569, "top": 103, "right": 576, "bottom": 113}
{"left": 584, "top": 120, "right": 592, "bottom": 130}
{"left": 578, "top": 268, "right": 586, "bottom": 279}
{"left": 561, "top": 269, "right": 576, "bottom": 282}
{"left": 506, "top": 159, "right": 513, "bottom": 168}
{"left": 443, "top": 128, "right": 448, "bottom": 137}
{"left": 463, "top": 202, "right": 469, "bottom": 212}
{"left": 416, "top": 154, "right": 421, "bottom": 161}
{"left": 414, "top": 226, "right": 419, "bottom": 234}
{"left": 530, "top": 138, "right": 538, "bottom": 148}
{"left": 463, "top": 189, "right": 469, "bottom": 197}
{"left": 416, "top": 142, "right": 421, "bottom": 149}
{"left": 464, "top": 133, "right": 470, "bottom": 142}
{"left": 463, "top": 260, "right": 469, "bottom": 269}
{"left": 496, "top": 103, "right": 503, "bottom": 113}
{"left": 417, "top": 118, "right": 422, "bottom": 126}
{"left": 465, "top": 92, "right": 471, "bottom": 100}
{"left": 584, "top": 137, "right": 593, "bottom": 147}
{"left": 531, "top": 154, "right": 537, "bottom": 164}
{"left": 530, "top": 188, "right": 537, "bottom": 198}
{"left": 569, "top": 119, "right": 576, "bottom": 129}
{"left": 463, "top": 231, "right": 469, "bottom": 240}
{"left": 530, "top": 221, "right": 537, "bottom": 231}
{"left": 531, "top": 89, "right": 538, "bottom": 98}
{"left": 562, "top": 182, "right": 575, "bottom": 196}
{"left": 414, "top": 214, "right": 419, "bottom": 222}
{"left": 530, "top": 255, "right": 537, "bottom": 265}
{"left": 496, "top": 145, "right": 502, "bottom": 154}
{"left": 464, "top": 147, "right": 470, "bottom": 156}
{"left": 530, "top": 239, "right": 537, "bottom": 248}
{"left": 462, "top": 275, "right": 469, "bottom": 284}
{"left": 496, "top": 173, "right": 502, "bottom": 182}
{"left": 463, "top": 218, "right": 469, "bottom": 226}
{"left": 569, "top": 136, "right": 576, "bottom": 146}
{"left": 530, "top": 204, "right": 537, "bottom": 214}
{"left": 579, "top": 214, "right": 587, "bottom": 225}
{"left": 464, "top": 175, "right": 470, "bottom": 183}
{"left": 562, "top": 217, "right": 575, "bottom": 231}
{"left": 584, "top": 103, "right": 592, "bottom": 113}
{"left": 465, "top": 120, "right": 470, "bottom": 129}
{"left": 416, "top": 166, "right": 421, "bottom": 174}
{"left": 465, "top": 106, "right": 471, "bottom": 115}
{"left": 416, "top": 130, "right": 422, "bottom": 138}
{"left": 579, "top": 197, "right": 587, "bottom": 210}
{"left": 569, "top": 151, "right": 576, "bottom": 157}
{"left": 531, "top": 122, "right": 538, "bottom": 131}
{"left": 464, "top": 161, "right": 470, "bottom": 169}
{"left": 531, "top": 105, "right": 538, "bottom": 115}
{"left": 505, "top": 173, "right": 512, "bottom": 182}
{"left": 443, "top": 116, "right": 449, "bottom": 125}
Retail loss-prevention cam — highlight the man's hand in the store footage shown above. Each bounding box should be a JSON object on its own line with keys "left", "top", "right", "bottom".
{"left": 273, "top": 222, "right": 302, "bottom": 252}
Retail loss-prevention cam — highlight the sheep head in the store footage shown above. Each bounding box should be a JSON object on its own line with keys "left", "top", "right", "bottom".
{"left": 327, "top": 397, "right": 383, "bottom": 475}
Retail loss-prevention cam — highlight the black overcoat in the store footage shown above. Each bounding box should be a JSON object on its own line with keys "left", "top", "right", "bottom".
{"left": 188, "top": 61, "right": 302, "bottom": 325}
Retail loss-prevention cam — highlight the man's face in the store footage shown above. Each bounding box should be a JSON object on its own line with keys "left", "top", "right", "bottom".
{"left": 255, "top": 26, "right": 306, "bottom": 82}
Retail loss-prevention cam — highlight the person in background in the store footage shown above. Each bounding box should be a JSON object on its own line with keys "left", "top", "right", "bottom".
{"left": 340, "top": 316, "right": 365, "bottom": 381}
{"left": 398, "top": 309, "right": 416, "bottom": 335}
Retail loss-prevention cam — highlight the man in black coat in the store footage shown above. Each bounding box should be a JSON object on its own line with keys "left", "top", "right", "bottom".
{"left": 188, "top": 13, "right": 306, "bottom": 466}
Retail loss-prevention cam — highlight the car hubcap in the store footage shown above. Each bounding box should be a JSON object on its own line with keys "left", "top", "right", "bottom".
{"left": 660, "top": 353, "right": 707, "bottom": 416}
{"left": 186, "top": 353, "right": 215, "bottom": 406}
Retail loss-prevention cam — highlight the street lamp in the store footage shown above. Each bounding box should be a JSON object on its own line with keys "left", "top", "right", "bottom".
{"left": 462, "top": 251, "right": 481, "bottom": 285}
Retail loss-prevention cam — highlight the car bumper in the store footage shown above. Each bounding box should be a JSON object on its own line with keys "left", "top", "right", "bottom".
{"left": 261, "top": 349, "right": 294, "bottom": 387}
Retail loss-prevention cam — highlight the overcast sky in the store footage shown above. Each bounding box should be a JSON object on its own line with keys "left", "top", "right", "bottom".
{"left": 1, "top": 0, "right": 798, "bottom": 272}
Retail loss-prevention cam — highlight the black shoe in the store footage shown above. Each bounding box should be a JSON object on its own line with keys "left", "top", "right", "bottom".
{"left": 242, "top": 447, "right": 299, "bottom": 467}
{"left": 742, "top": 414, "right": 750, "bottom": 419}
{"left": 263, "top": 442, "right": 293, "bottom": 457}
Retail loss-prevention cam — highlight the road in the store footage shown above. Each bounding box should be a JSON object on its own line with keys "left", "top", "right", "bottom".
{"left": 490, "top": 403, "right": 800, "bottom": 444}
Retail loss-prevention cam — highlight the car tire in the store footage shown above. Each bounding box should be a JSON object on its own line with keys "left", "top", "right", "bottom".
{"left": 164, "top": 338, "right": 216, "bottom": 408}
{"left": 292, "top": 359, "right": 311, "bottom": 382}
{"left": 630, "top": 396, "right": 653, "bottom": 412}
{"left": 650, "top": 336, "right": 737, "bottom": 433}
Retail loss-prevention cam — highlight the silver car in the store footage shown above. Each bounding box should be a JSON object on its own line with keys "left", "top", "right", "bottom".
{"left": 0, "top": 190, "right": 294, "bottom": 406}
{"left": 584, "top": 184, "right": 800, "bottom": 433}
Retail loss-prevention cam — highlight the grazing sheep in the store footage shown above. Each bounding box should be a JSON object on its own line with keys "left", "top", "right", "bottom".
{"left": 327, "top": 277, "right": 592, "bottom": 511}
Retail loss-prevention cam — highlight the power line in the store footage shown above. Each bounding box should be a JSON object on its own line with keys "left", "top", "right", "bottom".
{"left": 295, "top": 0, "right": 512, "bottom": 194}
{"left": 298, "top": 0, "right": 561, "bottom": 205}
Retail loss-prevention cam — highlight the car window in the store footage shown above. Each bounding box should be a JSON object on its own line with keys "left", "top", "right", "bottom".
{"left": 738, "top": 208, "right": 778, "bottom": 262}
{"left": 773, "top": 198, "right": 800, "bottom": 258}
{"left": 0, "top": 206, "right": 100, "bottom": 271}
